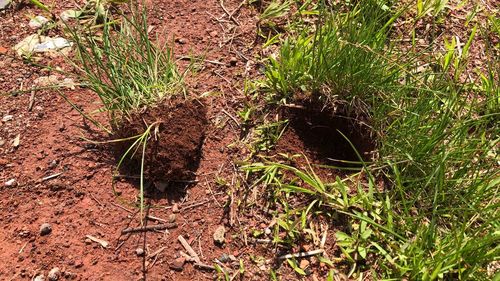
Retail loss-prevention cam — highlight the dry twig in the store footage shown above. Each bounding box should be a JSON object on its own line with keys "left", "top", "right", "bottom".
{"left": 146, "top": 215, "right": 167, "bottom": 223}
{"left": 41, "top": 172, "right": 63, "bottom": 182}
{"left": 111, "top": 202, "right": 134, "bottom": 214}
{"left": 181, "top": 199, "right": 212, "bottom": 211}
{"left": 194, "top": 262, "right": 216, "bottom": 271}
{"left": 121, "top": 223, "right": 177, "bottom": 234}
{"left": 222, "top": 109, "right": 241, "bottom": 127}
{"left": 219, "top": 0, "right": 240, "bottom": 25}
{"left": 178, "top": 235, "right": 201, "bottom": 263}
{"left": 89, "top": 192, "right": 103, "bottom": 206}
{"left": 147, "top": 246, "right": 166, "bottom": 259}
{"left": 86, "top": 235, "right": 109, "bottom": 248}
{"left": 28, "top": 90, "right": 35, "bottom": 111}
{"left": 277, "top": 249, "right": 325, "bottom": 260}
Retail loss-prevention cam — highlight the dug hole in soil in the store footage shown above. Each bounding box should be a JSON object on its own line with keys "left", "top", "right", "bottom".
{"left": 277, "top": 98, "right": 376, "bottom": 168}
{"left": 113, "top": 98, "right": 208, "bottom": 188}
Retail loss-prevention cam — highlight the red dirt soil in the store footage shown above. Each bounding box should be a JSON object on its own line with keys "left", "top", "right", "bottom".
{"left": 114, "top": 99, "right": 208, "bottom": 184}
{"left": 0, "top": 0, "right": 264, "bottom": 280}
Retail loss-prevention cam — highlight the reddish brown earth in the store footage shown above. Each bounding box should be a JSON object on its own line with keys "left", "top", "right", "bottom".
{"left": 0, "top": 0, "right": 266, "bottom": 280}
{"left": 115, "top": 99, "right": 208, "bottom": 184}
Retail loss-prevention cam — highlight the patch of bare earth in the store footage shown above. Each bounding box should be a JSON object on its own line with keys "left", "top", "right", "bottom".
{"left": 0, "top": 0, "right": 263, "bottom": 280}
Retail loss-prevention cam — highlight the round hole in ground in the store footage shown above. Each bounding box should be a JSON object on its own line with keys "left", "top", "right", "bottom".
{"left": 277, "top": 100, "right": 376, "bottom": 167}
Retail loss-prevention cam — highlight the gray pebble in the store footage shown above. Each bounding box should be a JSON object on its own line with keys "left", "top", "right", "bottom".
{"left": 40, "top": 223, "right": 52, "bottom": 236}
{"left": 135, "top": 247, "right": 145, "bottom": 257}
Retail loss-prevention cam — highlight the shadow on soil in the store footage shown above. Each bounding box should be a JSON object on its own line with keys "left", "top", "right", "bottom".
{"left": 278, "top": 99, "right": 376, "bottom": 168}
{"left": 78, "top": 98, "right": 208, "bottom": 203}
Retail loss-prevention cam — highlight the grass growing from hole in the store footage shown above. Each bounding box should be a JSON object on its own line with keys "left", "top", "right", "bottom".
{"left": 65, "top": 3, "right": 184, "bottom": 219}
{"left": 263, "top": 1, "right": 401, "bottom": 104}
{"left": 67, "top": 3, "right": 183, "bottom": 127}
{"left": 245, "top": 0, "right": 500, "bottom": 279}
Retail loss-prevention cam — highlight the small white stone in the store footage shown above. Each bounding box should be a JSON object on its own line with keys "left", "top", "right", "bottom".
{"left": 135, "top": 247, "right": 145, "bottom": 256}
{"left": 59, "top": 9, "right": 81, "bottom": 21}
{"left": 13, "top": 34, "right": 43, "bottom": 57}
{"left": 34, "top": 37, "right": 73, "bottom": 52}
{"left": 60, "top": 78, "right": 76, "bottom": 89}
{"left": 2, "top": 115, "right": 13, "bottom": 122}
{"left": 34, "top": 75, "right": 59, "bottom": 87}
{"left": 13, "top": 34, "right": 74, "bottom": 57}
{"left": 0, "top": 0, "right": 11, "bottom": 10}
{"left": 48, "top": 267, "right": 60, "bottom": 281}
{"left": 29, "top": 16, "right": 50, "bottom": 29}
{"left": 33, "top": 274, "right": 45, "bottom": 281}
{"left": 4, "top": 179, "right": 16, "bottom": 186}
{"left": 12, "top": 134, "right": 20, "bottom": 148}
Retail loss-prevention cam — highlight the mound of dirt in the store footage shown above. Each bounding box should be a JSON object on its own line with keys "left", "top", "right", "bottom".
{"left": 277, "top": 98, "right": 375, "bottom": 167}
{"left": 114, "top": 98, "right": 208, "bottom": 184}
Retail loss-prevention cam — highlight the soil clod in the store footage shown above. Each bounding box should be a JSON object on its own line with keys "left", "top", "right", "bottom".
{"left": 219, "top": 253, "right": 236, "bottom": 263}
{"left": 169, "top": 257, "right": 186, "bottom": 271}
{"left": 213, "top": 225, "right": 226, "bottom": 245}
{"left": 114, "top": 99, "right": 208, "bottom": 187}
{"left": 229, "top": 56, "right": 238, "bottom": 66}
{"left": 168, "top": 214, "right": 176, "bottom": 223}
{"left": 172, "top": 203, "right": 180, "bottom": 213}
{"left": 300, "top": 259, "right": 310, "bottom": 269}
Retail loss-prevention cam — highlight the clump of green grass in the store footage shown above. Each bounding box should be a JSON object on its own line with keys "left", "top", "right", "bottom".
{"left": 375, "top": 83, "right": 499, "bottom": 279}
{"left": 65, "top": 4, "right": 184, "bottom": 218}
{"left": 264, "top": 1, "right": 400, "bottom": 104}
{"left": 245, "top": 0, "right": 500, "bottom": 279}
{"left": 67, "top": 4, "right": 183, "bottom": 128}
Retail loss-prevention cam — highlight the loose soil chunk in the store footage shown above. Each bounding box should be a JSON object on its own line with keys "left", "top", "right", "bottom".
{"left": 114, "top": 98, "right": 208, "bottom": 184}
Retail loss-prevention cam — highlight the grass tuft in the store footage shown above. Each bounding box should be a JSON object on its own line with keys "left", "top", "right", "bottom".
{"left": 64, "top": 3, "right": 184, "bottom": 220}
{"left": 263, "top": 1, "right": 400, "bottom": 105}
{"left": 67, "top": 3, "right": 183, "bottom": 127}
{"left": 245, "top": 0, "right": 500, "bottom": 279}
